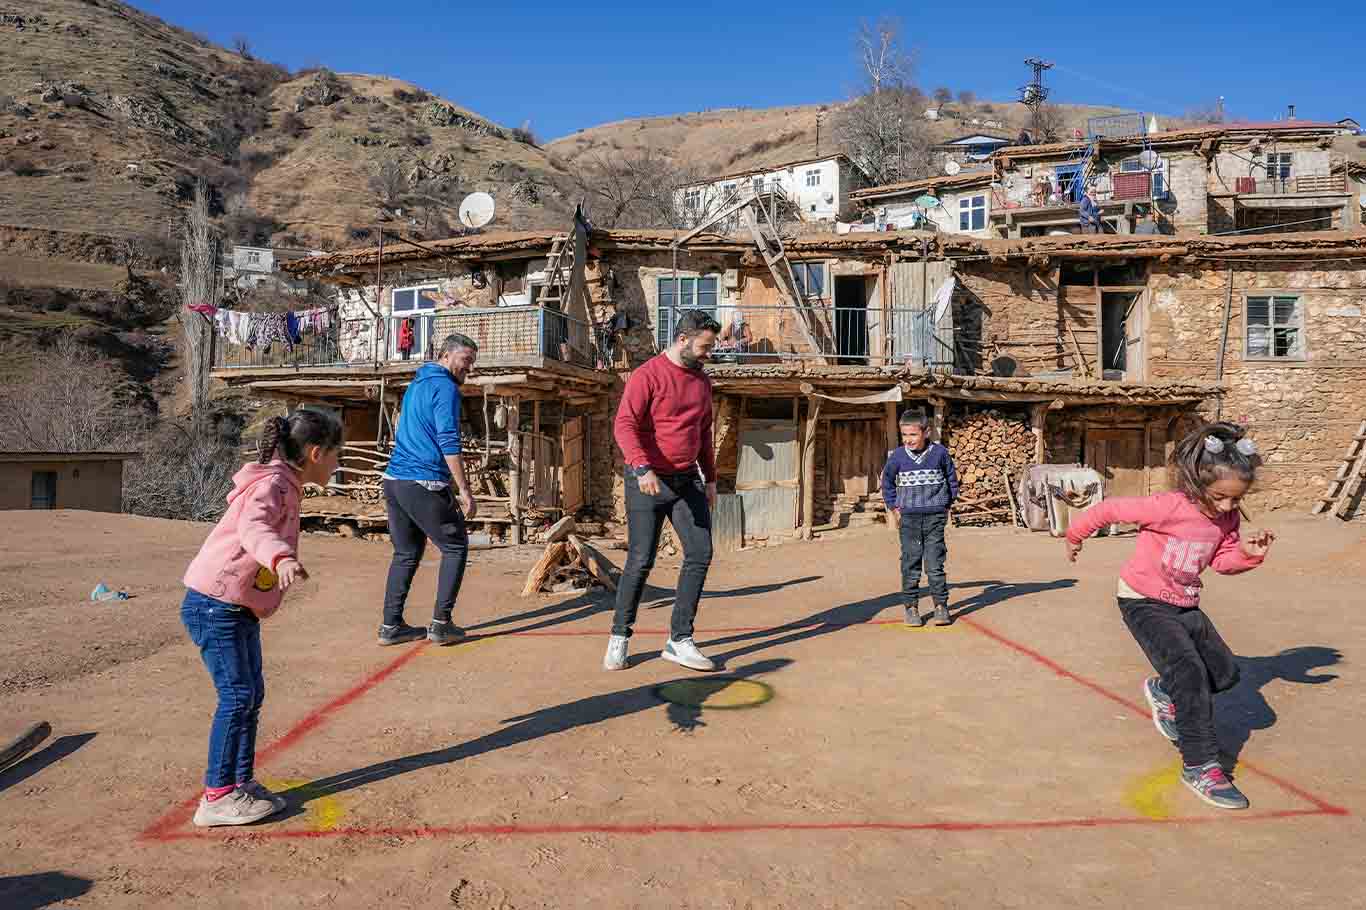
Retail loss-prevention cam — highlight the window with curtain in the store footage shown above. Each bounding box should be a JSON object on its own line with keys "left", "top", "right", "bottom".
{"left": 1245, "top": 295, "right": 1304, "bottom": 359}
{"left": 791, "top": 262, "right": 826, "bottom": 298}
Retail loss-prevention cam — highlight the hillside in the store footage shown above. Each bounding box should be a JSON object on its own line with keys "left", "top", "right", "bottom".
{"left": 547, "top": 99, "right": 1140, "bottom": 180}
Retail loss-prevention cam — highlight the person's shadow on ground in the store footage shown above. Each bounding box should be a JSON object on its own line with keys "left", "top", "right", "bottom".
{"left": 274, "top": 658, "right": 793, "bottom": 815}
{"left": 696, "top": 578, "right": 1077, "bottom": 667}
{"left": 1216, "top": 646, "right": 1343, "bottom": 766}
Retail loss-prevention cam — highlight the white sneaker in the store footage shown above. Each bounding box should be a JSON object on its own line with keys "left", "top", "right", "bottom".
{"left": 662, "top": 637, "right": 716, "bottom": 672}
{"left": 192, "top": 788, "right": 279, "bottom": 827}
{"left": 603, "top": 634, "right": 629, "bottom": 671}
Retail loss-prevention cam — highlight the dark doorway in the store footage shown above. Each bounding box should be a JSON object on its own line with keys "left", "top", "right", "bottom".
{"left": 1101, "top": 292, "right": 1137, "bottom": 377}
{"left": 834, "top": 276, "right": 868, "bottom": 364}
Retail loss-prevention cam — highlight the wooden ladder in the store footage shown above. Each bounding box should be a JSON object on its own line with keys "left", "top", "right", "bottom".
{"left": 537, "top": 232, "right": 572, "bottom": 310}
{"left": 1311, "top": 419, "right": 1366, "bottom": 518}
{"left": 739, "top": 202, "right": 828, "bottom": 362}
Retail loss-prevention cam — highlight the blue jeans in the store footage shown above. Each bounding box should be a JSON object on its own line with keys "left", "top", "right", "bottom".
{"left": 181, "top": 589, "right": 265, "bottom": 789}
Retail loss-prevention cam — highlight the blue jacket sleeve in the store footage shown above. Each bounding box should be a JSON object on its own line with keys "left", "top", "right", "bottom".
{"left": 881, "top": 452, "right": 898, "bottom": 510}
{"left": 432, "top": 380, "right": 462, "bottom": 455}
{"left": 942, "top": 447, "right": 960, "bottom": 503}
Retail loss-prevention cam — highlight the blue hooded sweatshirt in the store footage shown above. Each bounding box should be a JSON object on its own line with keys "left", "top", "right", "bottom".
{"left": 881, "top": 442, "right": 960, "bottom": 514}
{"left": 385, "top": 363, "right": 462, "bottom": 482}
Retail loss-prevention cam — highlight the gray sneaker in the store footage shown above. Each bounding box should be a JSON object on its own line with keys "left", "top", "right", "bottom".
{"left": 1181, "top": 761, "right": 1249, "bottom": 810}
{"left": 1144, "top": 676, "right": 1179, "bottom": 742}
{"left": 427, "top": 620, "right": 466, "bottom": 646}
{"left": 603, "top": 634, "right": 629, "bottom": 671}
{"left": 932, "top": 602, "right": 953, "bottom": 626}
{"left": 662, "top": 637, "right": 716, "bottom": 672}
{"left": 904, "top": 605, "right": 925, "bottom": 627}
{"left": 240, "top": 780, "right": 288, "bottom": 812}
{"left": 192, "top": 788, "right": 279, "bottom": 827}
{"left": 378, "top": 623, "right": 426, "bottom": 646}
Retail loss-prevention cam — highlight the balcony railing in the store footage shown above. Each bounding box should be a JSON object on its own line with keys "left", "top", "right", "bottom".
{"left": 671, "top": 304, "right": 954, "bottom": 372}
{"left": 1236, "top": 174, "right": 1347, "bottom": 195}
{"left": 213, "top": 306, "right": 596, "bottom": 370}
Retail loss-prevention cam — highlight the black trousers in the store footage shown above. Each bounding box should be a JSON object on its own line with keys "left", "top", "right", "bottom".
{"left": 899, "top": 511, "right": 949, "bottom": 605}
{"left": 382, "top": 479, "right": 469, "bottom": 626}
{"left": 612, "top": 471, "right": 713, "bottom": 640}
{"left": 1119, "top": 597, "right": 1241, "bottom": 767}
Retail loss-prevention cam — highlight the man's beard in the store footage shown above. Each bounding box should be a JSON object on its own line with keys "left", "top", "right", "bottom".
{"left": 678, "top": 348, "right": 706, "bottom": 369}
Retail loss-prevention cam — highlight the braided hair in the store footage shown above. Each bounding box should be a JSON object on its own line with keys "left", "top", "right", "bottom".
{"left": 258, "top": 409, "right": 343, "bottom": 465}
{"left": 1170, "top": 421, "right": 1260, "bottom": 504}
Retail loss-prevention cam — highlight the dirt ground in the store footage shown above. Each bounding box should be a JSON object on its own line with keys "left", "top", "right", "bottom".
{"left": 1, "top": 509, "right": 1363, "bottom": 909}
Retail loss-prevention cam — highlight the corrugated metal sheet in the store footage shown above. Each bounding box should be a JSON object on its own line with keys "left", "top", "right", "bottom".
{"left": 735, "top": 419, "right": 798, "bottom": 536}
{"left": 889, "top": 260, "right": 954, "bottom": 371}
{"left": 713, "top": 493, "right": 744, "bottom": 553}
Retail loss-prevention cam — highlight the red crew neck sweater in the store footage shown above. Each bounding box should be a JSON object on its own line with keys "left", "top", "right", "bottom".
{"left": 614, "top": 353, "right": 716, "bottom": 481}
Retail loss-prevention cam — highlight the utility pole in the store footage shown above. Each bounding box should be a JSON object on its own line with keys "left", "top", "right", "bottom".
{"left": 1019, "top": 57, "right": 1054, "bottom": 137}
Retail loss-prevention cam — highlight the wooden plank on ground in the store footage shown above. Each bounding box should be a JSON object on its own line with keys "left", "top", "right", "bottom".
{"left": 521, "top": 541, "right": 567, "bottom": 596}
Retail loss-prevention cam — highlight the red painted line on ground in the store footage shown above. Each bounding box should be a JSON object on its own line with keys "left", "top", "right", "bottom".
{"left": 474, "top": 619, "right": 903, "bottom": 640}
{"left": 138, "top": 641, "right": 431, "bottom": 840}
{"left": 957, "top": 615, "right": 1351, "bottom": 817}
{"left": 138, "top": 807, "right": 1339, "bottom": 843}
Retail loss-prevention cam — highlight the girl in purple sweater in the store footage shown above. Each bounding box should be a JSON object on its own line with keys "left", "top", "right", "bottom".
{"left": 1066, "top": 422, "right": 1274, "bottom": 810}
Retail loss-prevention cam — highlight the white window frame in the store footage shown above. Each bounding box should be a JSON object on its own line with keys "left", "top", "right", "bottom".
{"left": 684, "top": 187, "right": 702, "bottom": 210}
{"left": 958, "top": 194, "right": 987, "bottom": 231}
{"left": 721, "top": 181, "right": 737, "bottom": 197}
{"left": 246, "top": 250, "right": 262, "bottom": 265}
{"left": 805, "top": 168, "right": 822, "bottom": 188}
{"left": 656, "top": 275, "right": 720, "bottom": 350}
{"left": 1120, "top": 156, "right": 1167, "bottom": 198}
{"left": 1265, "top": 152, "right": 1293, "bottom": 182}
{"left": 751, "top": 176, "right": 765, "bottom": 193}
{"left": 1244, "top": 293, "right": 1305, "bottom": 362}
{"left": 791, "top": 261, "right": 826, "bottom": 299}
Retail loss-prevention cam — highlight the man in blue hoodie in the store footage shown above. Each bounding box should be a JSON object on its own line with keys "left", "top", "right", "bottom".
{"left": 378, "top": 333, "right": 479, "bottom": 647}
{"left": 881, "top": 409, "right": 960, "bottom": 627}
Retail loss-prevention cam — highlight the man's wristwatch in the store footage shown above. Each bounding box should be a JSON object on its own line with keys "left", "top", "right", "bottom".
{"left": 631, "top": 464, "right": 653, "bottom": 478}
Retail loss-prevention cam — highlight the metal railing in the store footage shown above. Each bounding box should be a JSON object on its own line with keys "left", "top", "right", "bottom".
{"left": 213, "top": 306, "right": 597, "bottom": 370}
{"left": 681, "top": 304, "right": 954, "bottom": 371}
{"left": 1244, "top": 174, "right": 1347, "bottom": 195}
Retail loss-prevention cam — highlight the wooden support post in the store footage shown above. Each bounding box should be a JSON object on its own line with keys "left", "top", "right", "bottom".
{"left": 1030, "top": 402, "right": 1048, "bottom": 465}
{"left": 508, "top": 397, "right": 523, "bottom": 546}
{"left": 801, "top": 396, "right": 822, "bottom": 539}
{"left": 930, "top": 397, "right": 946, "bottom": 444}
{"left": 884, "top": 401, "right": 899, "bottom": 451}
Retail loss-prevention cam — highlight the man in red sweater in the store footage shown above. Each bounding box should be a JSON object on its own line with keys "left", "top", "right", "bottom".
{"left": 605, "top": 309, "right": 722, "bottom": 672}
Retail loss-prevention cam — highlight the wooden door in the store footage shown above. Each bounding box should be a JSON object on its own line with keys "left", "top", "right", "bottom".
{"left": 827, "top": 418, "right": 885, "bottom": 497}
{"left": 559, "top": 417, "right": 585, "bottom": 514}
{"left": 1086, "top": 428, "right": 1147, "bottom": 499}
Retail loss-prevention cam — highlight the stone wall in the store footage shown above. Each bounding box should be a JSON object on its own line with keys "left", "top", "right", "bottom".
{"left": 1148, "top": 261, "right": 1366, "bottom": 514}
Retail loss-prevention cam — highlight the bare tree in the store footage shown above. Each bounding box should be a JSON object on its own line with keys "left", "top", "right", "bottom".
{"left": 575, "top": 149, "right": 695, "bottom": 228}
{"left": 853, "top": 17, "right": 914, "bottom": 95}
{"left": 957, "top": 89, "right": 976, "bottom": 107}
{"left": 178, "top": 181, "right": 220, "bottom": 413}
{"left": 834, "top": 86, "right": 934, "bottom": 187}
{"left": 1032, "top": 102, "right": 1066, "bottom": 142}
{"left": 368, "top": 156, "right": 409, "bottom": 213}
{"left": 0, "top": 337, "right": 145, "bottom": 453}
{"left": 123, "top": 418, "right": 239, "bottom": 522}
{"left": 232, "top": 35, "right": 252, "bottom": 59}
{"left": 933, "top": 86, "right": 952, "bottom": 106}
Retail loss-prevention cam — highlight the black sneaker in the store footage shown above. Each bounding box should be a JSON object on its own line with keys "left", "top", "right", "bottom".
{"left": 904, "top": 605, "right": 925, "bottom": 627}
{"left": 1143, "top": 676, "right": 1179, "bottom": 742}
{"left": 377, "top": 623, "right": 426, "bottom": 646}
{"left": 427, "top": 620, "right": 466, "bottom": 646}
{"left": 932, "top": 602, "right": 953, "bottom": 626}
{"left": 1181, "top": 761, "right": 1249, "bottom": 810}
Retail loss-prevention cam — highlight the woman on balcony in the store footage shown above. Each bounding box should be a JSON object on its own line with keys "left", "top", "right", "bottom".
{"left": 714, "top": 310, "right": 752, "bottom": 362}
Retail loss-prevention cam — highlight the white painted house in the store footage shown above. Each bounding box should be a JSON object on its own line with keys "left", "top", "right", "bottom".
{"left": 676, "top": 154, "right": 868, "bottom": 224}
{"left": 847, "top": 170, "right": 997, "bottom": 238}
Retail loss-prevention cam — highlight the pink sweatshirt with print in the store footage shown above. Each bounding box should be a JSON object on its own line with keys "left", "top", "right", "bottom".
{"left": 183, "top": 460, "right": 301, "bottom": 619}
{"left": 1066, "top": 491, "right": 1264, "bottom": 608}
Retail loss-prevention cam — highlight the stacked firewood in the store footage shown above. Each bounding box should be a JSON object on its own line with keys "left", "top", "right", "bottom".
{"left": 943, "top": 408, "right": 1035, "bottom": 526}
{"left": 522, "top": 517, "right": 620, "bottom": 596}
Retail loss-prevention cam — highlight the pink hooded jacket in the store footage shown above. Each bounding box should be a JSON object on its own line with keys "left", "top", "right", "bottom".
{"left": 183, "top": 460, "right": 302, "bottom": 619}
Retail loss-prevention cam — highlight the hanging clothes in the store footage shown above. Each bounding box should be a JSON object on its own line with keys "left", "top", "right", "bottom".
{"left": 397, "top": 317, "right": 415, "bottom": 360}
{"left": 225, "top": 310, "right": 252, "bottom": 345}
{"left": 186, "top": 303, "right": 218, "bottom": 316}
{"left": 286, "top": 311, "right": 302, "bottom": 345}
{"left": 249, "top": 312, "right": 292, "bottom": 353}
{"left": 213, "top": 308, "right": 232, "bottom": 339}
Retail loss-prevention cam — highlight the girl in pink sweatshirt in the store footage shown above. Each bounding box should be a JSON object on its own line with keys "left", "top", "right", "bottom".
{"left": 180, "top": 411, "right": 342, "bottom": 827}
{"left": 1066, "top": 421, "right": 1274, "bottom": 811}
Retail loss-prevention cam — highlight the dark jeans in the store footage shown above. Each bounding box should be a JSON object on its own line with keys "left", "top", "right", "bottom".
{"left": 612, "top": 470, "right": 713, "bottom": 640}
{"left": 383, "top": 479, "right": 469, "bottom": 626}
{"left": 1119, "top": 597, "right": 1241, "bottom": 767}
{"left": 181, "top": 589, "right": 264, "bottom": 789}
{"left": 899, "top": 510, "right": 949, "bottom": 605}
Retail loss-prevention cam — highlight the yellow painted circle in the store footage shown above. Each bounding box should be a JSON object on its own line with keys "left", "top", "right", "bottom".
{"left": 654, "top": 678, "right": 774, "bottom": 710}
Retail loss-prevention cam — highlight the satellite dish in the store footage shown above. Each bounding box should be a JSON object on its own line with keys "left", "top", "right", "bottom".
{"left": 459, "top": 192, "right": 496, "bottom": 228}
{"left": 1138, "top": 149, "right": 1160, "bottom": 170}
{"left": 944, "top": 160, "right": 962, "bottom": 176}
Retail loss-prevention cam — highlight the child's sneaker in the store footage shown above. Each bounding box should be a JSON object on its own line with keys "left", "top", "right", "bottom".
{"left": 932, "top": 602, "right": 953, "bottom": 626}
{"left": 1181, "top": 761, "right": 1249, "bottom": 810}
{"left": 240, "top": 780, "right": 288, "bottom": 812}
{"left": 427, "top": 620, "right": 465, "bottom": 646}
{"left": 192, "top": 788, "right": 279, "bottom": 827}
{"left": 377, "top": 623, "right": 426, "bottom": 646}
{"left": 904, "top": 606, "right": 925, "bottom": 627}
{"left": 1143, "top": 676, "right": 1179, "bottom": 742}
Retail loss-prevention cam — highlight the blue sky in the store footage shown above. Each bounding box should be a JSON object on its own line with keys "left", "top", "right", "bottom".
{"left": 135, "top": 0, "right": 1362, "bottom": 140}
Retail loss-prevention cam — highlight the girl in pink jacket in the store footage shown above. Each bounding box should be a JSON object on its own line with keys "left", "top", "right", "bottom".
{"left": 181, "top": 411, "right": 341, "bottom": 827}
{"left": 1066, "top": 422, "right": 1274, "bottom": 811}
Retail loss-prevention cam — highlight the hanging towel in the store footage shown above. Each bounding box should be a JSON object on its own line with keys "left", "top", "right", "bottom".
{"left": 286, "top": 311, "right": 302, "bottom": 344}
{"left": 213, "top": 308, "right": 232, "bottom": 339}
{"left": 186, "top": 303, "right": 218, "bottom": 316}
{"left": 226, "top": 310, "right": 253, "bottom": 345}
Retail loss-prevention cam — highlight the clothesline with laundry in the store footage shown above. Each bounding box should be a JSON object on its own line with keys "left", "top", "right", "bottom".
{"left": 186, "top": 303, "right": 337, "bottom": 354}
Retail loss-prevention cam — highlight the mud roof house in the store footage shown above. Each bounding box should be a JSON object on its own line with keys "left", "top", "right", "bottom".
{"left": 675, "top": 153, "right": 869, "bottom": 227}
{"left": 211, "top": 200, "right": 1366, "bottom": 547}
{"left": 847, "top": 170, "right": 997, "bottom": 237}
{"left": 933, "top": 133, "right": 1012, "bottom": 166}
